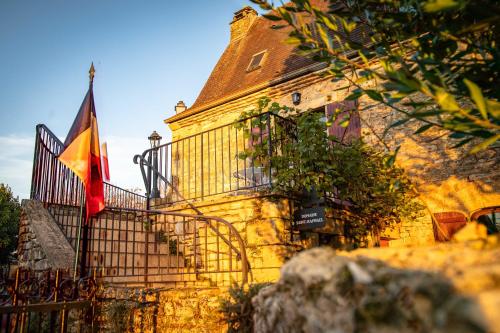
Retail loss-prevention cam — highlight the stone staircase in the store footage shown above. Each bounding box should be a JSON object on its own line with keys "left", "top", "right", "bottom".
{"left": 44, "top": 203, "right": 244, "bottom": 288}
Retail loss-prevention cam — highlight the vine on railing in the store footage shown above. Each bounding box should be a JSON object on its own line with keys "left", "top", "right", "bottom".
{"left": 135, "top": 112, "right": 296, "bottom": 205}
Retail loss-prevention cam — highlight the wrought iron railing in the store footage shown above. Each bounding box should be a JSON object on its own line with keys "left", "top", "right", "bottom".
{"left": 45, "top": 205, "right": 249, "bottom": 286}
{"left": 88, "top": 207, "right": 248, "bottom": 285}
{"left": 0, "top": 269, "right": 97, "bottom": 332}
{"left": 135, "top": 112, "right": 296, "bottom": 205}
{"left": 31, "top": 124, "right": 146, "bottom": 210}
{"left": 30, "top": 124, "right": 250, "bottom": 286}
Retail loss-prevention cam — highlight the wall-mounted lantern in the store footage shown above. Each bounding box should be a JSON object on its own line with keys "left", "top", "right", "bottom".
{"left": 292, "top": 92, "right": 301, "bottom": 105}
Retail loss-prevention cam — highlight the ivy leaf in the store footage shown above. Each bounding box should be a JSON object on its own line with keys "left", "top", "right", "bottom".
{"left": 464, "top": 79, "right": 488, "bottom": 120}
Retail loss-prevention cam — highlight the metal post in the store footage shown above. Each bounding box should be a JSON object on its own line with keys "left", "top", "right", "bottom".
{"left": 73, "top": 191, "right": 85, "bottom": 281}
{"left": 151, "top": 148, "right": 160, "bottom": 198}
{"left": 266, "top": 113, "right": 273, "bottom": 187}
{"left": 79, "top": 222, "right": 90, "bottom": 278}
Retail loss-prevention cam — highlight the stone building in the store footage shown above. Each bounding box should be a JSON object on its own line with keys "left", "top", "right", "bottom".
{"left": 147, "top": 4, "right": 500, "bottom": 283}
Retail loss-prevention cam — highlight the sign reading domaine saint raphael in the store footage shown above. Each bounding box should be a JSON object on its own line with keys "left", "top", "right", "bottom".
{"left": 294, "top": 207, "right": 326, "bottom": 230}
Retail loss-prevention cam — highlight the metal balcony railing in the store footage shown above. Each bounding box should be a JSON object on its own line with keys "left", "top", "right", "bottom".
{"left": 136, "top": 112, "right": 296, "bottom": 205}
{"left": 31, "top": 124, "right": 146, "bottom": 210}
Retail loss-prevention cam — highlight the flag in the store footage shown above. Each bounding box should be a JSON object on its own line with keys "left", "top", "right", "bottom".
{"left": 101, "top": 142, "right": 110, "bottom": 182}
{"left": 58, "top": 64, "right": 105, "bottom": 218}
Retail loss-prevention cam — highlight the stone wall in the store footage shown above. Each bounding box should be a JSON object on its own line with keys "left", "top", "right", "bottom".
{"left": 100, "top": 286, "right": 227, "bottom": 333}
{"left": 166, "top": 68, "right": 499, "bottom": 247}
{"left": 158, "top": 193, "right": 298, "bottom": 284}
{"left": 155, "top": 287, "right": 225, "bottom": 332}
{"left": 17, "top": 200, "right": 75, "bottom": 272}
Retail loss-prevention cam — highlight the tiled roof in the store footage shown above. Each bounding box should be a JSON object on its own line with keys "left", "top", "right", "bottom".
{"left": 167, "top": 0, "right": 366, "bottom": 123}
{"left": 189, "top": 15, "right": 316, "bottom": 111}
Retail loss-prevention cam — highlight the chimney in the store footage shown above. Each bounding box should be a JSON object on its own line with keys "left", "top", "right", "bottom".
{"left": 175, "top": 101, "right": 187, "bottom": 114}
{"left": 230, "top": 6, "right": 258, "bottom": 42}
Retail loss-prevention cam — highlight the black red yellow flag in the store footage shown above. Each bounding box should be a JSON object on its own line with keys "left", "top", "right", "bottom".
{"left": 58, "top": 64, "right": 105, "bottom": 218}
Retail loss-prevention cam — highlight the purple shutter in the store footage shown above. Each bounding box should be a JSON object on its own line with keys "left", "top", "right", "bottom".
{"left": 325, "top": 100, "right": 360, "bottom": 144}
{"left": 247, "top": 123, "right": 270, "bottom": 149}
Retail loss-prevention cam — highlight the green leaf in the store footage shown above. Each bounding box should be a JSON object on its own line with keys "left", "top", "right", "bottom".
{"left": 385, "top": 146, "right": 401, "bottom": 167}
{"left": 285, "top": 36, "right": 302, "bottom": 45}
{"left": 435, "top": 89, "right": 460, "bottom": 112}
{"left": 388, "top": 117, "right": 411, "bottom": 129}
{"left": 346, "top": 91, "right": 363, "bottom": 100}
{"left": 449, "top": 132, "right": 466, "bottom": 139}
{"left": 469, "top": 134, "right": 500, "bottom": 154}
{"left": 464, "top": 79, "right": 488, "bottom": 120}
{"left": 322, "top": 16, "right": 338, "bottom": 32}
{"left": 339, "top": 118, "right": 350, "bottom": 128}
{"left": 364, "top": 90, "right": 384, "bottom": 102}
{"left": 270, "top": 24, "right": 288, "bottom": 30}
{"left": 317, "top": 24, "right": 332, "bottom": 49}
{"left": 414, "top": 123, "right": 433, "bottom": 134}
{"left": 423, "top": 0, "right": 460, "bottom": 12}
{"left": 452, "top": 137, "right": 473, "bottom": 148}
{"left": 262, "top": 14, "right": 282, "bottom": 21}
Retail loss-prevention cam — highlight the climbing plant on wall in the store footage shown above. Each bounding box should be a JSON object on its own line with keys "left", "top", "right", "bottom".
{"left": 236, "top": 98, "right": 424, "bottom": 247}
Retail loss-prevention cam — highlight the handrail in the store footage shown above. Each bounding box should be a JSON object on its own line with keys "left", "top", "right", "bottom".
{"left": 107, "top": 206, "right": 249, "bottom": 285}
{"left": 133, "top": 154, "right": 250, "bottom": 275}
{"left": 37, "top": 124, "right": 64, "bottom": 148}
{"left": 140, "top": 111, "right": 294, "bottom": 156}
{"left": 32, "top": 123, "right": 146, "bottom": 209}
{"left": 133, "top": 154, "right": 201, "bottom": 214}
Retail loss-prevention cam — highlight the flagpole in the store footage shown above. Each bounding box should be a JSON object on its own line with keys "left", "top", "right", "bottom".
{"left": 73, "top": 189, "right": 85, "bottom": 281}
{"left": 73, "top": 63, "right": 94, "bottom": 282}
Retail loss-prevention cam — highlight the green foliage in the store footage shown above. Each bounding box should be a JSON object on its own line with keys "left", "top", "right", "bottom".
{"left": 250, "top": 0, "right": 500, "bottom": 153}
{"left": 219, "top": 283, "right": 272, "bottom": 333}
{"left": 0, "top": 184, "right": 20, "bottom": 264}
{"left": 236, "top": 98, "right": 423, "bottom": 246}
{"left": 105, "top": 300, "right": 135, "bottom": 332}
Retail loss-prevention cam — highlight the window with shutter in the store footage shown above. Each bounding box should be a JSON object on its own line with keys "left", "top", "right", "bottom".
{"left": 325, "top": 100, "right": 360, "bottom": 144}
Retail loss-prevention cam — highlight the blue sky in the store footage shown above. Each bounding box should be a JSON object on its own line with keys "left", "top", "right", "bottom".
{"left": 0, "top": 0, "right": 254, "bottom": 199}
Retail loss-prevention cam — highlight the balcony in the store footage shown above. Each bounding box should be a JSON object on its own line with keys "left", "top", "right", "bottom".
{"left": 135, "top": 112, "right": 296, "bottom": 206}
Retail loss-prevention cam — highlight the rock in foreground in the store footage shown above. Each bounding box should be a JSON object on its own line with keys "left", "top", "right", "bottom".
{"left": 253, "top": 241, "right": 500, "bottom": 333}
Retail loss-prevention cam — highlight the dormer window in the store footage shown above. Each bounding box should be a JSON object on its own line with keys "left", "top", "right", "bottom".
{"left": 247, "top": 50, "right": 267, "bottom": 72}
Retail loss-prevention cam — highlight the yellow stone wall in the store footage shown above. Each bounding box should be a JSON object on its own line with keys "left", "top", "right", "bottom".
{"left": 166, "top": 69, "right": 499, "bottom": 249}
{"left": 159, "top": 194, "right": 296, "bottom": 284}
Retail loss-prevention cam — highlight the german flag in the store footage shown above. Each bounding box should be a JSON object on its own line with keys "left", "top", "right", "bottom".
{"left": 58, "top": 64, "right": 105, "bottom": 218}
